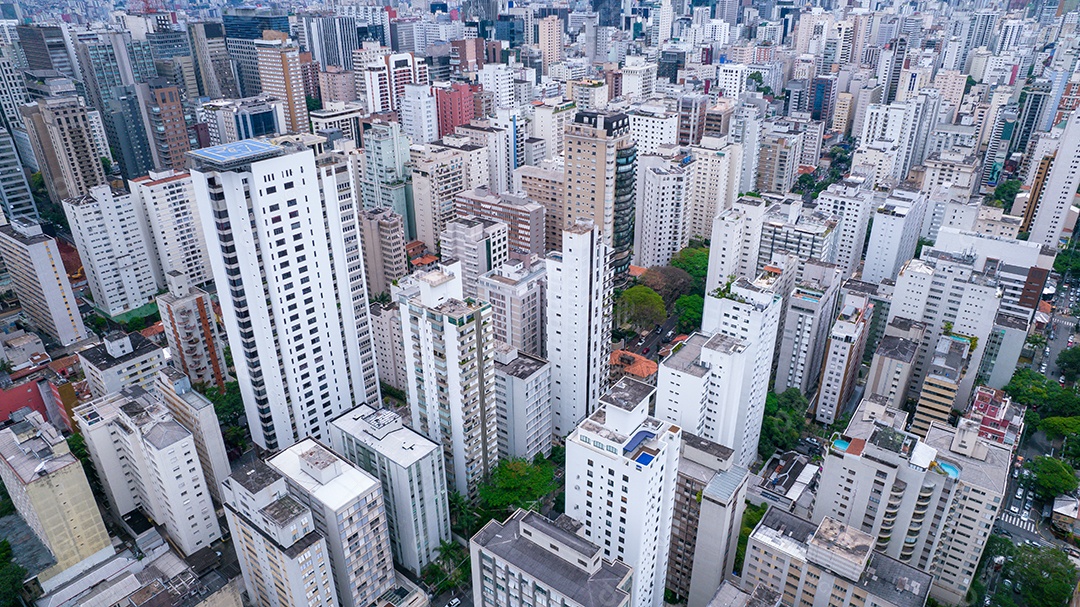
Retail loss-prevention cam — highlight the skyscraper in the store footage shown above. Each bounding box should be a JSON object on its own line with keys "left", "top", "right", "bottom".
{"left": 256, "top": 39, "right": 310, "bottom": 134}
{"left": 400, "top": 83, "right": 438, "bottom": 144}
{"left": 0, "top": 128, "right": 36, "bottom": 220}
{"left": 190, "top": 139, "right": 380, "bottom": 450}
{"left": 22, "top": 96, "right": 110, "bottom": 202}
{"left": 157, "top": 272, "right": 230, "bottom": 390}
{"left": 1030, "top": 109, "right": 1080, "bottom": 247}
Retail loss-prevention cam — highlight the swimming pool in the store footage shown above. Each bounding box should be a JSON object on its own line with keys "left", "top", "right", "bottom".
{"left": 833, "top": 439, "right": 850, "bottom": 451}
{"left": 636, "top": 452, "right": 655, "bottom": 466}
{"left": 938, "top": 462, "right": 960, "bottom": 479}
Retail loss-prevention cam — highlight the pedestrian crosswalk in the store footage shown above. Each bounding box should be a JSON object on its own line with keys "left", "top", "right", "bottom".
{"left": 999, "top": 512, "right": 1038, "bottom": 532}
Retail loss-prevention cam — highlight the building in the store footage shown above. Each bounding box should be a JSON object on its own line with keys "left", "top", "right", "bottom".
{"left": 360, "top": 52, "right": 428, "bottom": 113}
{"left": 329, "top": 405, "right": 451, "bottom": 577}
{"left": 190, "top": 139, "right": 380, "bottom": 450}
{"left": 359, "top": 208, "right": 407, "bottom": 297}
{"left": 667, "top": 433, "right": 749, "bottom": 607}
{"left": 220, "top": 459, "right": 339, "bottom": 607}
{"left": 369, "top": 301, "right": 409, "bottom": 392}
{"left": 815, "top": 396, "right": 1010, "bottom": 604}
{"left": 566, "top": 378, "right": 681, "bottom": 607}
{"left": 454, "top": 186, "right": 547, "bottom": 257}
{"left": 964, "top": 386, "right": 1024, "bottom": 448}
{"left": 190, "top": 22, "right": 238, "bottom": 99}
{"left": 686, "top": 138, "right": 742, "bottom": 242}
{"left": 862, "top": 189, "right": 927, "bottom": 285}
{"left": 815, "top": 178, "right": 875, "bottom": 278}
{"left": 267, "top": 439, "right": 395, "bottom": 607}
{"left": 634, "top": 155, "right": 688, "bottom": 268}
{"left": 198, "top": 96, "right": 286, "bottom": 145}
{"left": 0, "top": 128, "right": 36, "bottom": 221}
{"left": 471, "top": 509, "right": 633, "bottom": 607}
{"left": 514, "top": 164, "right": 565, "bottom": 252}
{"left": 75, "top": 387, "right": 222, "bottom": 556}
{"left": 157, "top": 272, "right": 229, "bottom": 390}
{"left": 757, "top": 203, "right": 837, "bottom": 274}
{"left": 532, "top": 99, "right": 577, "bottom": 161}
{"left": 129, "top": 169, "right": 212, "bottom": 288}
{"left": 1030, "top": 109, "right": 1080, "bottom": 247}
{"left": 477, "top": 257, "right": 547, "bottom": 357}
{"left": 628, "top": 107, "right": 678, "bottom": 156}
{"left": 744, "top": 509, "right": 932, "bottom": 607}
{"left": 815, "top": 294, "right": 873, "bottom": 425}
{"left": 563, "top": 111, "right": 637, "bottom": 276}
{"left": 395, "top": 264, "right": 498, "bottom": 498}
{"left": 157, "top": 367, "right": 231, "bottom": 503}
{"left": 400, "top": 83, "right": 438, "bottom": 144}
{"left": 493, "top": 344, "right": 552, "bottom": 460}
{"left": 64, "top": 184, "right": 161, "bottom": 317}
{"left": 538, "top": 16, "right": 564, "bottom": 74}
{"left": 546, "top": 222, "right": 612, "bottom": 436}
{"left": 775, "top": 261, "right": 841, "bottom": 395}
{"left": 440, "top": 216, "right": 509, "bottom": 298}
{"left": 17, "top": 25, "right": 75, "bottom": 77}
{"left": 255, "top": 39, "right": 309, "bottom": 134}
{"left": 865, "top": 318, "right": 925, "bottom": 409}
{"left": 910, "top": 335, "right": 972, "bottom": 438}
{"left": 141, "top": 78, "right": 194, "bottom": 172}
{"left": 756, "top": 128, "right": 802, "bottom": 194}
{"left": 409, "top": 144, "right": 467, "bottom": 251}
{"left": 0, "top": 219, "right": 87, "bottom": 346}
{"left": 78, "top": 331, "right": 164, "bottom": 398}
{"left": 362, "top": 122, "right": 413, "bottom": 238}
{"left": 309, "top": 101, "right": 365, "bottom": 143}
{"left": 22, "top": 96, "right": 109, "bottom": 203}
{"left": 0, "top": 410, "right": 111, "bottom": 590}
{"left": 435, "top": 82, "right": 475, "bottom": 139}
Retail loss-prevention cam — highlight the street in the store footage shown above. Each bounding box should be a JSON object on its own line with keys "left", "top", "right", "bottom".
{"left": 625, "top": 314, "right": 679, "bottom": 359}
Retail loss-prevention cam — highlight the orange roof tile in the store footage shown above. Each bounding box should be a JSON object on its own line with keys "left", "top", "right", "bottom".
{"left": 610, "top": 350, "right": 658, "bottom": 378}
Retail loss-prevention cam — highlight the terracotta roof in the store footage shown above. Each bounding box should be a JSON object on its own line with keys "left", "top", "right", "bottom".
{"left": 48, "top": 355, "right": 79, "bottom": 374}
{"left": 1039, "top": 300, "right": 1053, "bottom": 314}
{"left": 628, "top": 265, "right": 646, "bottom": 278}
{"left": 411, "top": 254, "right": 439, "bottom": 266}
{"left": 610, "top": 350, "right": 658, "bottom": 378}
{"left": 140, "top": 322, "right": 165, "bottom": 338}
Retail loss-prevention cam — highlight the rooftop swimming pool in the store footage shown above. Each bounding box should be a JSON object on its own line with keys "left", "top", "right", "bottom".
{"left": 938, "top": 461, "right": 960, "bottom": 479}
{"left": 636, "top": 452, "right": 655, "bottom": 466}
{"left": 833, "top": 439, "right": 850, "bottom": 451}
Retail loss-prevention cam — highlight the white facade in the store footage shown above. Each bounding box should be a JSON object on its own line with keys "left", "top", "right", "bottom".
{"left": 400, "top": 83, "right": 438, "bottom": 144}
{"left": 78, "top": 331, "right": 165, "bottom": 398}
{"left": 566, "top": 378, "right": 681, "bottom": 607}
{"left": 815, "top": 293, "right": 872, "bottom": 425}
{"left": 634, "top": 155, "right": 688, "bottom": 268}
{"left": 477, "top": 257, "right": 547, "bottom": 358}
{"left": 478, "top": 63, "right": 514, "bottom": 109}
{"left": 546, "top": 222, "right": 612, "bottom": 437}
{"left": 157, "top": 367, "right": 231, "bottom": 503}
{"left": 1031, "top": 108, "right": 1080, "bottom": 247}
{"left": 329, "top": 405, "right": 451, "bottom": 577}
{"left": 440, "top": 216, "right": 509, "bottom": 299}
{"left": 775, "top": 260, "right": 842, "bottom": 394}
{"left": 395, "top": 264, "right": 499, "bottom": 498}
{"left": 75, "top": 388, "right": 222, "bottom": 556}
{"left": 0, "top": 219, "right": 87, "bottom": 346}
{"left": 128, "top": 170, "right": 212, "bottom": 288}
{"left": 64, "top": 184, "right": 160, "bottom": 317}
{"left": 628, "top": 107, "right": 678, "bottom": 155}
{"left": 493, "top": 345, "right": 552, "bottom": 461}
{"left": 369, "top": 301, "right": 409, "bottom": 392}
{"left": 706, "top": 195, "right": 767, "bottom": 287}
{"left": 361, "top": 53, "right": 428, "bottom": 113}
{"left": 687, "top": 138, "right": 743, "bottom": 241}
{"left": 268, "top": 440, "right": 395, "bottom": 607}
{"left": 191, "top": 140, "right": 380, "bottom": 451}
{"left": 816, "top": 177, "right": 875, "bottom": 278}
{"left": 531, "top": 99, "right": 577, "bottom": 160}
{"left": 862, "top": 188, "right": 927, "bottom": 285}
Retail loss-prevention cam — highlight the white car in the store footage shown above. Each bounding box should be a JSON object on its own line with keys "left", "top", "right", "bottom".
{"left": 448, "top": 600, "right": 461, "bottom": 607}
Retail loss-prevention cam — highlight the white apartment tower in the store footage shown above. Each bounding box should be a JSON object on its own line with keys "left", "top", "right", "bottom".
{"left": 0, "top": 218, "right": 87, "bottom": 346}
{"left": 78, "top": 331, "right": 165, "bottom": 398}
{"left": 400, "top": 83, "right": 438, "bottom": 144}
{"left": 546, "top": 221, "right": 613, "bottom": 437}
{"left": 1030, "top": 108, "right": 1080, "bottom": 248}
{"left": 369, "top": 301, "right": 409, "bottom": 392}
{"left": 395, "top": 263, "right": 499, "bottom": 498}
{"left": 190, "top": 139, "right": 380, "bottom": 450}
{"left": 815, "top": 177, "right": 875, "bottom": 278}
{"left": 477, "top": 257, "right": 547, "bottom": 358}
{"left": 157, "top": 367, "right": 232, "bottom": 503}
{"left": 128, "top": 170, "right": 212, "bottom": 288}
{"left": 75, "top": 387, "right": 222, "bottom": 556}
{"left": 268, "top": 440, "right": 396, "bottom": 607}
{"left": 862, "top": 188, "right": 927, "bottom": 285}
{"left": 330, "top": 405, "right": 451, "bottom": 577}
{"left": 493, "top": 344, "right": 553, "bottom": 460}
{"left": 635, "top": 154, "right": 689, "bottom": 268}
{"left": 705, "top": 195, "right": 767, "bottom": 286}
{"left": 220, "top": 459, "right": 339, "bottom": 607}
{"left": 566, "top": 378, "right": 681, "bottom": 607}
{"left": 687, "top": 138, "right": 743, "bottom": 241}
{"left": 774, "top": 260, "right": 842, "bottom": 394}
{"left": 440, "top": 216, "right": 509, "bottom": 299}
{"left": 64, "top": 184, "right": 161, "bottom": 317}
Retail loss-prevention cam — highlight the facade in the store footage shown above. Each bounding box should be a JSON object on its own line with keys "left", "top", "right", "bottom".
{"left": 864, "top": 319, "right": 924, "bottom": 409}
{"left": 395, "top": 264, "right": 499, "bottom": 498}
{"left": 454, "top": 186, "right": 547, "bottom": 257}
{"left": 1030, "top": 107, "right": 1080, "bottom": 247}
{"left": 0, "top": 410, "right": 111, "bottom": 589}
{"left": 440, "top": 216, "right": 509, "bottom": 299}
{"left": 815, "top": 293, "right": 873, "bottom": 425}
{"left": 477, "top": 257, "right": 547, "bottom": 358}
{"left": 628, "top": 107, "right": 678, "bottom": 155}
{"left": 141, "top": 78, "right": 194, "bottom": 172}
{"left": 435, "top": 82, "right": 475, "bottom": 139}
{"left": 359, "top": 207, "right": 407, "bottom": 297}
{"left": 198, "top": 96, "right": 285, "bottom": 146}
{"left": 493, "top": 344, "right": 552, "bottom": 460}
{"left": 22, "top": 96, "right": 109, "bottom": 203}
{"left": 361, "top": 122, "right": 413, "bottom": 237}
{"left": 221, "top": 459, "right": 339, "bottom": 607}
{"left": 0, "top": 219, "right": 87, "bottom": 346}
{"left": 157, "top": 272, "right": 230, "bottom": 390}
{"left": 191, "top": 139, "right": 380, "bottom": 451}
{"left": 0, "top": 128, "right": 36, "bottom": 221}
{"left": 686, "top": 138, "right": 742, "bottom": 242}
{"left": 910, "top": 335, "right": 972, "bottom": 438}
{"left": 546, "top": 222, "right": 612, "bottom": 437}
{"left": 862, "top": 188, "right": 927, "bottom": 285}
{"left": 514, "top": 164, "right": 565, "bottom": 252}
{"left": 157, "top": 367, "right": 231, "bottom": 503}
{"left": 75, "top": 387, "right": 222, "bottom": 556}
{"left": 78, "top": 331, "right": 165, "bottom": 398}
{"left": 360, "top": 52, "right": 428, "bottom": 113}
{"left": 369, "top": 301, "right": 409, "bottom": 392}
{"left": 471, "top": 509, "right": 633, "bottom": 607}
{"left": 775, "top": 261, "right": 841, "bottom": 395}
{"left": 410, "top": 144, "right": 468, "bottom": 250}
{"left": 267, "top": 439, "right": 395, "bottom": 607}
{"left": 635, "top": 154, "right": 688, "bottom": 268}
{"left": 400, "top": 83, "right": 438, "bottom": 144}
{"left": 566, "top": 378, "right": 681, "bottom": 607}
{"left": 255, "top": 39, "right": 309, "bottom": 135}
{"left": 64, "top": 184, "right": 161, "bottom": 317}
{"left": 129, "top": 169, "right": 212, "bottom": 288}
{"left": 330, "top": 405, "right": 451, "bottom": 577}
{"left": 964, "top": 386, "right": 1024, "bottom": 448}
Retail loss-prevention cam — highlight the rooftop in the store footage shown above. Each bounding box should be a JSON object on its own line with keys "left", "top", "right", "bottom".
{"left": 923, "top": 423, "right": 1010, "bottom": 493}
{"left": 188, "top": 139, "right": 283, "bottom": 170}
{"left": 599, "top": 377, "right": 654, "bottom": 411}
{"left": 857, "top": 551, "right": 932, "bottom": 607}
{"left": 228, "top": 458, "right": 282, "bottom": 494}
{"left": 660, "top": 333, "right": 710, "bottom": 377}
{"left": 78, "top": 332, "right": 161, "bottom": 371}
{"left": 751, "top": 508, "right": 817, "bottom": 561}
{"left": 809, "top": 516, "right": 872, "bottom": 563}
{"left": 495, "top": 349, "right": 549, "bottom": 380}
{"left": 874, "top": 335, "right": 919, "bottom": 363}
{"left": 268, "top": 439, "right": 380, "bottom": 511}
{"left": 260, "top": 494, "right": 307, "bottom": 526}
{"left": 329, "top": 405, "right": 439, "bottom": 468}
{"left": 142, "top": 420, "right": 191, "bottom": 450}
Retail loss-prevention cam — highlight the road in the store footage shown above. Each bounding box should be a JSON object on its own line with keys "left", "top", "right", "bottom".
{"left": 625, "top": 314, "right": 679, "bottom": 359}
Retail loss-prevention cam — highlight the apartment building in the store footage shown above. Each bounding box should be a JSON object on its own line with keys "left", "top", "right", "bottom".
{"left": 359, "top": 207, "right": 407, "bottom": 297}
{"left": 78, "top": 331, "right": 165, "bottom": 398}
{"left": 157, "top": 272, "right": 229, "bottom": 390}
{"left": 493, "top": 344, "right": 552, "bottom": 460}
{"left": 157, "top": 367, "right": 232, "bottom": 503}
{"left": 440, "top": 216, "right": 509, "bottom": 298}
{"left": 128, "top": 169, "right": 212, "bottom": 288}
{"left": 477, "top": 257, "right": 547, "bottom": 358}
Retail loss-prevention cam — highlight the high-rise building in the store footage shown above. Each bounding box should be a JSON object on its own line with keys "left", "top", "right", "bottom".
{"left": 299, "top": 14, "right": 361, "bottom": 71}
{"left": 454, "top": 186, "right": 547, "bottom": 257}
{"left": 189, "top": 22, "right": 238, "bottom": 99}
{"left": 634, "top": 154, "right": 689, "bottom": 268}
{"left": 104, "top": 85, "right": 154, "bottom": 181}
{"left": 865, "top": 317, "right": 926, "bottom": 409}
{"left": 410, "top": 143, "right": 471, "bottom": 250}
{"left": 75, "top": 387, "right": 222, "bottom": 556}
{"left": 493, "top": 344, "right": 552, "bottom": 460}
{"left": 361, "top": 121, "right": 413, "bottom": 236}
{"left": 538, "top": 16, "right": 564, "bottom": 74}
{"left": 191, "top": 139, "right": 380, "bottom": 450}
{"left": 141, "top": 78, "right": 194, "bottom": 172}
{"left": 359, "top": 207, "right": 407, "bottom": 297}
{"left": 400, "top": 83, "right": 438, "bottom": 144}
{"left": 0, "top": 128, "right": 32, "bottom": 222}
{"left": 330, "top": 405, "right": 451, "bottom": 577}
{"left": 686, "top": 137, "right": 742, "bottom": 242}
{"left": 0, "top": 219, "right": 86, "bottom": 346}
{"left": 815, "top": 291, "right": 873, "bottom": 425}
{"left": 223, "top": 8, "right": 290, "bottom": 97}
{"left": 815, "top": 177, "right": 875, "bottom": 277}
{"left": 775, "top": 260, "right": 842, "bottom": 395}
{"left": 478, "top": 257, "right": 547, "bottom": 357}
{"left": 440, "top": 216, "right": 509, "bottom": 298}
{"left": 814, "top": 396, "right": 1009, "bottom": 604}
{"left": 75, "top": 32, "right": 156, "bottom": 115}
{"left": 198, "top": 96, "right": 286, "bottom": 145}
{"left": 78, "top": 331, "right": 165, "bottom": 398}
{"left": 546, "top": 221, "right": 612, "bottom": 436}
{"left": 677, "top": 93, "right": 709, "bottom": 146}
{"left": 471, "top": 509, "right": 633, "bottom": 607}
{"left": 157, "top": 367, "right": 231, "bottom": 503}
{"left": 563, "top": 111, "right": 637, "bottom": 275}
{"left": 566, "top": 378, "right": 681, "bottom": 607}
{"left": 22, "top": 96, "right": 109, "bottom": 202}
{"left": 128, "top": 169, "right": 211, "bottom": 287}
{"left": 515, "top": 164, "right": 565, "bottom": 252}
{"left": 434, "top": 82, "right": 476, "bottom": 139}
{"left": 360, "top": 52, "right": 429, "bottom": 113}
{"left": 267, "top": 440, "right": 396, "bottom": 607}
{"left": 862, "top": 188, "right": 927, "bottom": 285}
{"left": 157, "top": 272, "right": 230, "bottom": 390}
{"left": 1030, "top": 109, "right": 1080, "bottom": 248}
{"left": 64, "top": 184, "right": 161, "bottom": 316}
{"left": 0, "top": 410, "right": 112, "bottom": 589}
{"left": 395, "top": 263, "right": 498, "bottom": 497}
{"left": 369, "top": 301, "right": 409, "bottom": 392}
{"left": 255, "top": 39, "right": 309, "bottom": 134}
{"left": 221, "top": 459, "right": 339, "bottom": 607}
{"left": 910, "top": 335, "right": 972, "bottom": 438}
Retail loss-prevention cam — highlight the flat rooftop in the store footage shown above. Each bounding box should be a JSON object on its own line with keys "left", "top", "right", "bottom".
{"left": 268, "top": 439, "right": 380, "bottom": 511}
{"left": 809, "top": 516, "right": 872, "bottom": 563}
{"left": 874, "top": 335, "right": 918, "bottom": 363}
{"left": 495, "top": 350, "right": 548, "bottom": 380}
{"left": 660, "top": 333, "right": 710, "bottom": 377}
{"left": 188, "top": 139, "right": 283, "bottom": 169}
{"left": 228, "top": 458, "right": 282, "bottom": 494}
{"left": 78, "top": 333, "right": 161, "bottom": 371}
{"left": 330, "top": 405, "right": 438, "bottom": 468}
{"left": 599, "top": 377, "right": 654, "bottom": 411}
{"left": 923, "top": 423, "right": 1010, "bottom": 494}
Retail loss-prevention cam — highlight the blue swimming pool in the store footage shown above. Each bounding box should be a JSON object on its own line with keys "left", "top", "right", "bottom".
{"left": 833, "top": 439, "right": 850, "bottom": 451}
{"left": 938, "top": 462, "right": 960, "bottom": 479}
{"left": 636, "top": 452, "right": 655, "bottom": 466}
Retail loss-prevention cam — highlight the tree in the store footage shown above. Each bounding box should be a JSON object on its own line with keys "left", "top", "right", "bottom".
{"left": 1027, "top": 456, "right": 1079, "bottom": 501}
{"left": 733, "top": 503, "right": 767, "bottom": 575}
{"left": 758, "top": 389, "right": 808, "bottom": 459}
{"left": 1058, "top": 347, "right": 1080, "bottom": 382}
{"left": 422, "top": 539, "right": 470, "bottom": 594}
{"left": 987, "top": 179, "right": 1022, "bottom": 213}
{"left": 674, "top": 294, "right": 704, "bottom": 334}
{"left": 100, "top": 157, "right": 112, "bottom": 175}
{"left": 1026, "top": 333, "right": 1048, "bottom": 348}
{"left": 1005, "top": 544, "right": 1078, "bottom": 607}
{"left": 670, "top": 247, "right": 710, "bottom": 295}
{"left": 792, "top": 172, "right": 817, "bottom": 194}
{"left": 0, "top": 540, "right": 24, "bottom": 607}
{"left": 477, "top": 458, "right": 557, "bottom": 514}
{"left": 1039, "top": 416, "right": 1080, "bottom": 440}
{"left": 306, "top": 95, "right": 322, "bottom": 112}
{"left": 617, "top": 286, "right": 666, "bottom": 333}
{"left": 639, "top": 266, "right": 693, "bottom": 306}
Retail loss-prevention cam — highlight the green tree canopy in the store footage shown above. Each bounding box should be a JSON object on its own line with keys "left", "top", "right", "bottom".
{"left": 758, "top": 389, "right": 808, "bottom": 459}
{"left": 0, "top": 540, "right": 25, "bottom": 607}
{"left": 670, "top": 247, "right": 710, "bottom": 295}
{"left": 1058, "top": 347, "right": 1080, "bottom": 382}
{"left": 639, "top": 266, "right": 694, "bottom": 306}
{"left": 1040, "top": 416, "right": 1080, "bottom": 440}
{"left": 617, "top": 285, "right": 666, "bottom": 333}
{"left": 1005, "top": 544, "right": 1078, "bottom": 607}
{"left": 1027, "top": 456, "right": 1079, "bottom": 501}
{"left": 477, "top": 458, "right": 557, "bottom": 513}
{"left": 1005, "top": 368, "right": 1080, "bottom": 418}
{"left": 674, "top": 294, "right": 704, "bottom": 334}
